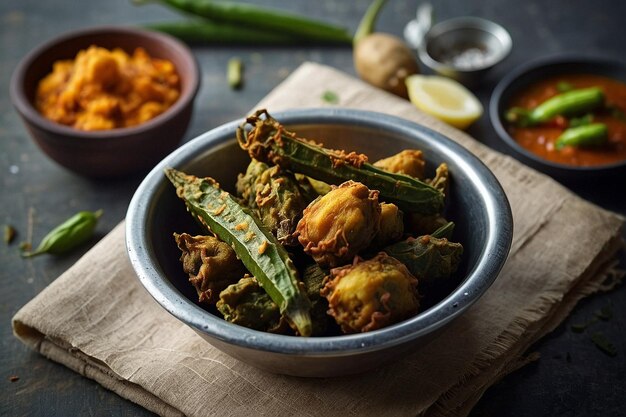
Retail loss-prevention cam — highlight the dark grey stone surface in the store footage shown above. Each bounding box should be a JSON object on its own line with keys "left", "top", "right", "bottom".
{"left": 1, "top": 0, "right": 624, "bottom": 416}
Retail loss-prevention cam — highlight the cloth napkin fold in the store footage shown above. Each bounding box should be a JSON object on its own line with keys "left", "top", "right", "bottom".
{"left": 13, "top": 62, "right": 624, "bottom": 417}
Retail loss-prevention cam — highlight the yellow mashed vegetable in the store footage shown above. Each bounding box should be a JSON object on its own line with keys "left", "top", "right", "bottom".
{"left": 36, "top": 45, "right": 180, "bottom": 131}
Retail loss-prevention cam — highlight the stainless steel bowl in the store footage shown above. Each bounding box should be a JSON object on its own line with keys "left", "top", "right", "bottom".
{"left": 126, "top": 108, "right": 513, "bottom": 377}
{"left": 418, "top": 17, "right": 512, "bottom": 85}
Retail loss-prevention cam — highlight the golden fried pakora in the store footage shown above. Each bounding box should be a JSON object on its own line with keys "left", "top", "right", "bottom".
{"left": 373, "top": 202, "right": 404, "bottom": 248}
{"left": 295, "top": 180, "right": 381, "bottom": 268}
{"left": 321, "top": 252, "right": 419, "bottom": 333}
{"left": 373, "top": 149, "right": 426, "bottom": 179}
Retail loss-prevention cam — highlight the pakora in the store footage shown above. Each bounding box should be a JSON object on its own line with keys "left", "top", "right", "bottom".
{"left": 321, "top": 253, "right": 419, "bottom": 333}
{"left": 296, "top": 180, "right": 381, "bottom": 268}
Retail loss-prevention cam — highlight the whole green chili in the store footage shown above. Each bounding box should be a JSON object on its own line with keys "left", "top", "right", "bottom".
{"left": 506, "top": 87, "right": 605, "bottom": 127}
{"left": 145, "top": 20, "right": 304, "bottom": 46}
{"left": 555, "top": 123, "right": 608, "bottom": 150}
{"left": 135, "top": 0, "right": 352, "bottom": 44}
{"left": 22, "top": 210, "right": 103, "bottom": 258}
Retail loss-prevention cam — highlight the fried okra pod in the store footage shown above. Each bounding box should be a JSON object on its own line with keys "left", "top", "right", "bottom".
{"left": 217, "top": 276, "right": 289, "bottom": 334}
{"left": 174, "top": 233, "right": 246, "bottom": 305}
{"left": 236, "top": 159, "right": 310, "bottom": 246}
{"left": 321, "top": 252, "right": 419, "bottom": 333}
{"left": 166, "top": 168, "right": 312, "bottom": 336}
{"left": 237, "top": 109, "right": 444, "bottom": 215}
{"left": 383, "top": 235, "right": 463, "bottom": 287}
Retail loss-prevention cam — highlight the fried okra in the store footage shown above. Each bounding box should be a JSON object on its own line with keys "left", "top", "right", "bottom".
{"left": 216, "top": 276, "right": 288, "bottom": 333}
{"left": 321, "top": 253, "right": 419, "bottom": 333}
{"left": 236, "top": 159, "right": 310, "bottom": 246}
{"left": 296, "top": 180, "right": 381, "bottom": 268}
{"left": 174, "top": 233, "right": 246, "bottom": 305}
{"left": 384, "top": 235, "right": 463, "bottom": 287}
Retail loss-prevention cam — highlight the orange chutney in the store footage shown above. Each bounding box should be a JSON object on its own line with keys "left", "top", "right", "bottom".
{"left": 36, "top": 45, "right": 180, "bottom": 131}
{"left": 507, "top": 74, "right": 626, "bottom": 166}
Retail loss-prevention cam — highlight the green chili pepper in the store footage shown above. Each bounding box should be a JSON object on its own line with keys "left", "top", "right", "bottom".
{"left": 145, "top": 20, "right": 305, "bottom": 46}
{"left": 135, "top": 0, "right": 352, "bottom": 45}
{"left": 555, "top": 123, "right": 608, "bottom": 150}
{"left": 506, "top": 87, "right": 605, "bottom": 127}
{"left": 22, "top": 210, "right": 103, "bottom": 258}
{"left": 165, "top": 168, "right": 313, "bottom": 336}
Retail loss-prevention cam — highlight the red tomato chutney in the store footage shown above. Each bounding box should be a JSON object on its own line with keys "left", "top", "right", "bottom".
{"left": 506, "top": 74, "right": 626, "bottom": 166}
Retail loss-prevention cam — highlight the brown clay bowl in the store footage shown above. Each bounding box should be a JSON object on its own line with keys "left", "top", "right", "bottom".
{"left": 10, "top": 26, "right": 200, "bottom": 178}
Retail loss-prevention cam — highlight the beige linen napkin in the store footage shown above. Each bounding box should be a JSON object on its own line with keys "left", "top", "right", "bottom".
{"left": 13, "top": 63, "right": 624, "bottom": 417}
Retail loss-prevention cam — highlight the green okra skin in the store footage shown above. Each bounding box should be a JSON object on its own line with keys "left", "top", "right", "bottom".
{"left": 555, "top": 123, "right": 608, "bottom": 150}
{"left": 135, "top": 0, "right": 352, "bottom": 44}
{"left": 22, "top": 210, "right": 103, "bottom": 258}
{"left": 237, "top": 110, "right": 445, "bottom": 215}
{"left": 383, "top": 235, "right": 463, "bottom": 287}
{"left": 506, "top": 87, "right": 605, "bottom": 127}
{"left": 165, "top": 168, "right": 313, "bottom": 336}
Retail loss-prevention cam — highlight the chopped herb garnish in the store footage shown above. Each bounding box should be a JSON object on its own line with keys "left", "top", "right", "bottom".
{"left": 569, "top": 113, "right": 594, "bottom": 128}
{"left": 609, "top": 106, "right": 626, "bottom": 122}
{"left": 594, "top": 305, "right": 613, "bottom": 321}
{"left": 556, "top": 81, "right": 575, "bottom": 93}
{"left": 4, "top": 224, "right": 16, "bottom": 244}
{"left": 19, "top": 241, "right": 31, "bottom": 252}
{"left": 571, "top": 323, "right": 588, "bottom": 333}
{"left": 321, "top": 90, "right": 339, "bottom": 104}
{"left": 227, "top": 57, "right": 243, "bottom": 90}
{"left": 590, "top": 332, "right": 617, "bottom": 357}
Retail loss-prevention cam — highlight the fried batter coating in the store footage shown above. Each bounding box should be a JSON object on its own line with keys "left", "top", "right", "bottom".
{"left": 373, "top": 203, "right": 404, "bottom": 248}
{"left": 236, "top": 159, "right": 310, "bottom": 246}
{"left": 321, "top": 253, "right": 419, "bottom": 333}
{"left": 216, "top": 276, "right": 288, "bottom": 333}
{"left": 174, "top": 233, "right": 246, "bottom": 305}
{"left": 373, "top": 149, "right": 426, "bottom": 179}
{"left": 426, "top": 163, "right": 449, "bottom": 194}
{"left": 296, "top": 180, "right": 381, "bottom": 268}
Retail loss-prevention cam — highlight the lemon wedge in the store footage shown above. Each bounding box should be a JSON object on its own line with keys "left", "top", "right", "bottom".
{"left": 405, "top": 75, "right": 483, "bottom": 129}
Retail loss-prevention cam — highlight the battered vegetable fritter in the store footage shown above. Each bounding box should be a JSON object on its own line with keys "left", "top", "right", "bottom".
{"left": 321, "top": 252, "right": 419, "bottom": 333}
{"left": 373, "top": 149, "right": 426, "bottom": 179}
{"left": 295, "top": 180, "right": 381, "bottom": 268}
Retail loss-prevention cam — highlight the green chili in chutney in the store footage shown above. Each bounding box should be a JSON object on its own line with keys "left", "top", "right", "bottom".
{"left": 506, "top": 74, "right": 626, "bottom": 166}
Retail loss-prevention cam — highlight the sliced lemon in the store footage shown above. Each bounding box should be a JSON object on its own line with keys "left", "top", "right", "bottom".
{"left": 405, "top": 75, "right": 483, "bottom": 129}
